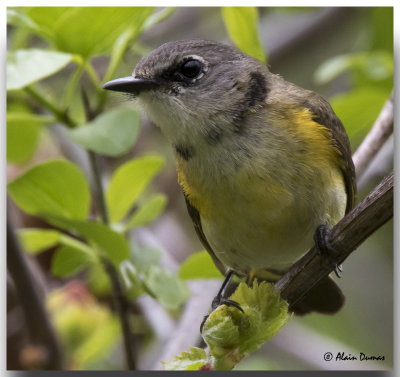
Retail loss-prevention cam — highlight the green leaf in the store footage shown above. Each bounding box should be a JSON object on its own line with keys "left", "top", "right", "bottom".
{"left": 18, "top": 228, "right": 61, "bottom": 254}
{"left": 7, "top": 8, "right": 42, "bottom": 34}
{"left": 125, "top": 194, "right": 167, "bottom": 229}
{"left": 371, "top": 8, "right": 393, "bottom": 54}
{"left": 51, "top": 245, "right": 93, "bottom": 277}
{"left": 8, "top": 160, "right": 90, "bottom": 220}
{"left": 103, "top": 29, "right": 138, "bottom": 84}
{"left": 330, "top": 88, "right": 389, "bottom": 140}
{"left": 179, "top": 251, "right": 223, "bottom": 280}
{"left": 314, "top": 51, "right": 393, "bottom": 86}
{"left": 68, "top": 108, "right": 140, "bottom": 157}
{"left": 201, "top": 281, "right": 290, "bottom": 370}
{"left": 163, "top": 347, "right": 209, "bottom": 371}
{"left": 144, "top": 266, "right": 189, "bottom": 310}
{"left": 228, "top": 281, "right": 290, "bottom": 354}
{"left": 143, "top": 7, "right": 176, "bottom": 30}
{"left": 7, "top": 49, "right": 73, "bottom": 90}
{"left": 23, "top": 7, "right": 154, "bottom": 58}
{"left": 87, "top": 263, "right": 112, "bottom": 296}
{"left": 106, "top": 155, "right": 164, "bottom": 223}
{"left": 164, "top": 283, "right": 290, "bottom": 370}
{"left": 119, "top": 260, "right": 144, "bottom": 300}
{"left": 314, "top": 54, "right": 354, "bottom": 85}
{"left": 221, "top": 7, "right": 266, "bottom": 62}
{"left": 52, "top": 218, "right": 130, "bottom": 267}
{"left": 7, "top": 112, "right": 43, "bottom": 164}
{"left": 131, "top": 245, "right": 161, "bottom": 272}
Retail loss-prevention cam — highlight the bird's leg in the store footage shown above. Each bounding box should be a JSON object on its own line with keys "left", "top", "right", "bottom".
{"left": 211, "top": 270, "right": 243, "bottom": 311}
{"left": 200, "top": 270, "right": 243, "bottom": 333}
{"left": 314, "top": 225, "right": 343, "bottom": 278}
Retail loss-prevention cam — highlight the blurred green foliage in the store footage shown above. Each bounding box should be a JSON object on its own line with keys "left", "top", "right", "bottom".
{"left": 47, "top": 283, "right": 120, "bottom": 369}
{"left": 6, "top": 7, "right": 186, "bottom": 369}
{"left": 313, "top": 7, "right": 393, "bottom": 150}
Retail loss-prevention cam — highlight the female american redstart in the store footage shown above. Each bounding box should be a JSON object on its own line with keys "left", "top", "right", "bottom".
{"left": 103, "top": 40, "right": 356, "bottom": 315}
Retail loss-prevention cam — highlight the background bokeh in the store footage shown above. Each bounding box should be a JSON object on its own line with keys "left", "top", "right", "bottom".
{"left": 7, "top": 7, "right": 393, "bottom": 370}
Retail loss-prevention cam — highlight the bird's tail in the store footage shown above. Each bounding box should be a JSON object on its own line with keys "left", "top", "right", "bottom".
{"left": 249, "top": 267, "right": 345, "bottom": 315}
{"left": 289, "top": 276, "right": 345, "bottom": 315}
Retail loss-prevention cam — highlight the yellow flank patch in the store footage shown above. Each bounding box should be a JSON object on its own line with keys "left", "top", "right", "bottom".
{"left": 176, "top": 163, "right": 212, "bottom": 217}
{"left": 289, "top": 107, "right": 341, "bottom": 168}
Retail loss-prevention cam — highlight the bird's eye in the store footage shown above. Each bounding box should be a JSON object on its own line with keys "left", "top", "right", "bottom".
{"left": 180, "top": 59, "right": 203, "bottom": 79}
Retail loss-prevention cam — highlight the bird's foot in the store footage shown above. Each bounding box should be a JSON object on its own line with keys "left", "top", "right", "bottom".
{"left": 200, "top": 295, "right": 244, "bottom": 333}
{"left": 314, "top": 225, "right": 343, "bottom": 278}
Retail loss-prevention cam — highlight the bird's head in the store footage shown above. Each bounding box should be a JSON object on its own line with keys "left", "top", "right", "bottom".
{"left": 103, "top": 39, "right": 269, "bottom": 150}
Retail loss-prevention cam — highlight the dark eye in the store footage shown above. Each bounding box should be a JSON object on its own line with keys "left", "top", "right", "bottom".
{"left": 180, "top": 59, "right": 203, "bottom": 79}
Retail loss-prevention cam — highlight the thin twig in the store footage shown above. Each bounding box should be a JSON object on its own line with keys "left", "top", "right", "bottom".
{"left": 275, "top": 172, "right": 393, "bottom": 306}
{"left": 357, "top": 135, "right": 393, "bottom": 191}
{"left": 102, "top": 258, "right": 137, "bottom": 370}
{"left": 87, "top": 152, "right": 109, "bottom": 225}
{"left": 82, "top": 87, "right": 137, "bottom": 370}
{"left": 352, "top": 91, "right": 394, "bottom": 181}
{"left": 7, "top": 215, "right": 63, "bottom": 369}
{"left": 25, "top": 86, "right": 77, "bottom": 129}
{"left": 87, "top": 151, "right": 137, "bottom": 370}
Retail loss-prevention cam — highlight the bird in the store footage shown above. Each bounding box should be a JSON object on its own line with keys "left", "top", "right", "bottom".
{"left": 103, "top": 39, "right": 356, "bottom": 316}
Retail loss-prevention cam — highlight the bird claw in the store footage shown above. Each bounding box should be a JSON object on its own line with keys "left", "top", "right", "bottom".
{"left": 334, "top": 264, "right": 343, "bottom": 278}
{"left": 200, "top": 297, "right": 244, "bottom": 333}
{"left": 314, "top": 225, "right": 343, "bottom": 278}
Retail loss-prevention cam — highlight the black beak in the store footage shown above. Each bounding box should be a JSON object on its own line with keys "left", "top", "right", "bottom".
{"left": 102, "top": 76, "right": 159, "bottom": 95}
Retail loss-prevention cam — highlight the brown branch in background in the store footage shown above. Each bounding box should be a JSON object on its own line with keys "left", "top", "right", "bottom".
{"left": 7, "top": 214, "right": 63, "bottom": 370}
{"left": 276, "top": 172, "right": 393, "bottom": 306}
{"left": 267, "top": 8, "right": 359, "bottom": 66}
{"left": 352, "top": 91, "right": 394, "bottom": 181}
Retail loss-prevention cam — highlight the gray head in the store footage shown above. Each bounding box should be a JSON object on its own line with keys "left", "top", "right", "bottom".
{"left": 103, "top": 40, "right": 270, "bottom": 149}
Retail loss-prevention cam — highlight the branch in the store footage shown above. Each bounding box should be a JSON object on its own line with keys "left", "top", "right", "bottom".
{"left": 7, "top": 214, "right": 63, "bottom": 369}
{"left": 25, "top": 86, "right": 77, "bottom": 129}
{"left": 276, "top": 88, "right": 394, "bottom": 306}
{"left": 268, "top": 8, "right": 359, "bottom": 66}
{"left": 102, "top": 257, "right": 137, "bottom": 369}
{"left": 275, "top": 172, "right": 393, "bottom": 306}
{"left": 352, "top": 91, "right": 394, "bottom": 181}
{"left": 357, "top": 135, "right": 393, "bottom": 191}
{"left": 87, "top": 150, "right": 137, "bottom": 370}
{"left": 87, "top": 151, "right": 109, "bottom": 224}
{"left": 82, "top": 88, "right": 137, "bottom": 370}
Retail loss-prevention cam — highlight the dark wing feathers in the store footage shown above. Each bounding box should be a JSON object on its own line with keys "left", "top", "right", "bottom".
{"left": 183, "top": 194, "right": 226, "bottom": 275}
{"left": 302, "top": 94, "right": 356, "bottom": 213}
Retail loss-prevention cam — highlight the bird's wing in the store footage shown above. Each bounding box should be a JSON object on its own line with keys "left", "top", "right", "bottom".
{"left": 303, "top": 94, "right": 357, "bottom": 213}
{"left": 183, "top": 193, "right": 226, "bottom": 275}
